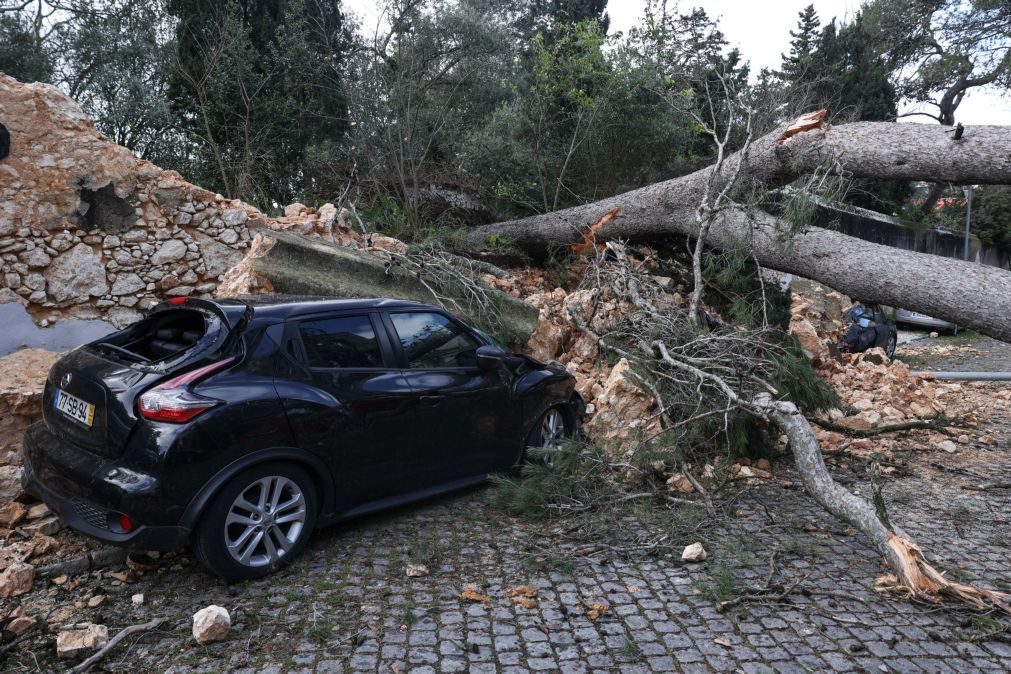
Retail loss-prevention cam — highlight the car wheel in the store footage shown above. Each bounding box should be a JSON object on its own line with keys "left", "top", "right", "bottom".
{"left": 526, "top": 406, "right": 569, "bottom": 468}
{"left": 885, "top": 333, "right": 897, "bottom": 358}
{"left": 193, "top": 462, "right": 318, "bottom": 582}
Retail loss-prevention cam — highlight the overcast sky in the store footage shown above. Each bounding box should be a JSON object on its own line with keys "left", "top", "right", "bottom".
{"left": 346, "top": 0, "right": 1011, "bottom": 125}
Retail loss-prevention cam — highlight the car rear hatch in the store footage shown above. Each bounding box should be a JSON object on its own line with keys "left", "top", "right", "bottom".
{"left": 43, "top": 299, "right": 247, "bottom": 459}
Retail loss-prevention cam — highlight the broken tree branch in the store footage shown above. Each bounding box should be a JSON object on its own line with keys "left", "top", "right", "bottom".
{"left": 569, "top": 240, "right": 1011, "bottom": 616}
{"left": 67, "top": 618, "right": 164, "bottom": 674}
{"left": 810, "top": 415, "right": 952, "bottom": 438}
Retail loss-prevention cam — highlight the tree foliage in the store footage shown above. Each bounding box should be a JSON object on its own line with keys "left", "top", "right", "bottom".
{"left": 0, "top": 1, "right": 55, "bottom": 83}
{"left": 776, "top": 5, "right": 911, "bottom": 212}
{"left": 166, "top": 0, "right": 351, "bottom": 206}
{"left": 2, "top": 0, "right": 1005, "bottom": 229}
{"left": 863, "top": 0, "right": 1011, "bottom": 126}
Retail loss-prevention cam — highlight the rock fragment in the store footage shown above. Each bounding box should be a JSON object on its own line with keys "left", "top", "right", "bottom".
{"left": 681, "top": 542, "right": 707, "bottom": 563}
{"left": 406, "top": 563, "right": 429, "bottom": 578}
{"left": 937, "top": 440, "right": 958, "bottom": 453}
{"left": 0, "top": 501, "right": 27, "bottom": 527}
{"left": 192, "top": 605, "right": 230, "bottom": 644}
{"left": 0, "top": 561, "right": 34, "bottom": 597}
{"left": 56, "top": 623, "right": 108, "bottom": 658}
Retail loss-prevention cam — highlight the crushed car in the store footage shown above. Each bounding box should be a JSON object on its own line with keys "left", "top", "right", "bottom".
{"left": 836, "top": 302, "right": 897, "bottom": 357}
{"left": 22, "top": 296, "right": 584, "bottom": 581}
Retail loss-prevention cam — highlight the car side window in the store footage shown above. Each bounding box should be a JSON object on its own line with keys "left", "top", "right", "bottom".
{"left": 297, "top": 315, "right": 383, "bottom": 368}
{"left": 389, "top": 312, "right": 480, "bottom": 368}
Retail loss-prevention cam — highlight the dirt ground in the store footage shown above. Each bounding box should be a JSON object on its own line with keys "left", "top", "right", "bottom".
{"left": 896, "top": 331, "right": 1011, "bottom": 373}
{"left": 3, "top": 334, "right": 1011, "bottom": 674}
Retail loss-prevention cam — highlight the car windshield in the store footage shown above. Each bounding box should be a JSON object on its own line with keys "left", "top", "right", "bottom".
{"left": 472, "top": 327, "right": 505, "bottom": 350}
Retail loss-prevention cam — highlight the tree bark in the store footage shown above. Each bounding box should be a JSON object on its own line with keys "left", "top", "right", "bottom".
{"left": 468, "top": 121, "right": 1011, "bottom": 342}
{"left": 756, "top": 393, "right": 1011, "bottom": 615}
{"left": 218, "top": 231, "right": 540, "bottom": 347}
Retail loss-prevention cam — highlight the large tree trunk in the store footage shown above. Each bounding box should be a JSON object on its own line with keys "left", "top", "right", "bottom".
{"left": 217, "top": 231, "right": 540, "bottom": 347}
{"left": 468, "top": 120, "right": 1011, "bottom": 342}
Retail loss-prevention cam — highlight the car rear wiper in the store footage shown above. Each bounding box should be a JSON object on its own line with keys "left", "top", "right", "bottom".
{"left": 94, "top": 342, "right": 151, "bottom": 363}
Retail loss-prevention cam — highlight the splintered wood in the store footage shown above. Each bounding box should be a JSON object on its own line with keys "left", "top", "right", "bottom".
{"left": 778, "top": 109, "right": 827, "bottom": 143}
{"left": 875, "top": 533, "right": 1011, "bottom": 615}
{"left": 571, "top": 208, "right": 620, "bottom": 255}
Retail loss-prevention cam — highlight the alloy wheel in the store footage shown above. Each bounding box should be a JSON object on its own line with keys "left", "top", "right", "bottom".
{"left": 224, "top": 476, "right": 307, "bottom": 567}
{"left": 540, "top": 408, "right": 566, "bottom": 468}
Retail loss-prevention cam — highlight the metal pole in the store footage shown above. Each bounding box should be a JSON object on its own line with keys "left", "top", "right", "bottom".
{"left": 963, "top": 185, "right": 973, "bottom": 261}
{"left": 913, "top": 371, "right": 1011, "bottom": 381}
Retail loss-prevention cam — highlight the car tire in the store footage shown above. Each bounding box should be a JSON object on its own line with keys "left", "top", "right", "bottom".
{"left": 885, "top": 333, "right": 897, "bottom": 358}
{"left": 525, "top": 406, "right": 570, "bottom": 469}
{"left": 192, "top": 462, "right": 318, "bottom": 582}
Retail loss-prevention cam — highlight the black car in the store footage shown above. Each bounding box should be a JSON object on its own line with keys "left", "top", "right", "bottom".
{"left": 836, "top": 302, "right": 898, "bottom": 358}
{"left": 22, "top": 296, "right": 583, "bottom": 580}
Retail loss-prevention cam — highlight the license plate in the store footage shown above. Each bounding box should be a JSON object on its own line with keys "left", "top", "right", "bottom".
{"left": 54, "top": 388, "right": 95, "bottom": 428}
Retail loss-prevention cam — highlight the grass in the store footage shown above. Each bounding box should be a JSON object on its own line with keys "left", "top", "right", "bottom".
{"left": 324, "top": 589, "right": 350, "bottom": 608}
{"left": 616, "top": 637, "right": 643, "bottom": 659}
{"left": 522, "top": 552, "right": 575, "bottom": 576}
{"left": 894, "top": 353, "right": 931, "bottom": 369}
{"left": 309, "top": 618, "right": 335, "bottom": 644}
{"left": 781, "top": 535, "right": 820, "bottom": 559}
{"left": 718, "top": 534, "right": 759, "bottom": 564}
{"left": 968, "top": 613, "right": 1009, "bottom": 639}
{"left": 409, "top": 534, "right": 442, "bottom": 567}
{"left": 402, "top": 602, "right": 418, "bottom": 626}
{"left": 695, "top": 565, "right": 737, "bottom": 604}
{"left": 941, "top": 564, "right": 977, "bottom": 582}
{"left": 947, "top": 329, "right": 979, "bottom": 346}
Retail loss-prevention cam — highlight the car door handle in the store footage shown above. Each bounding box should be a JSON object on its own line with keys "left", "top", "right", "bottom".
{"left": 419, "top": 394, "right": 444, "bottom": 406}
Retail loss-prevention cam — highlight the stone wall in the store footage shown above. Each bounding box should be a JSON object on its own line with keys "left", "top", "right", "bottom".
{"left": 0, "top": 75, "right": 271, "bottom": 327}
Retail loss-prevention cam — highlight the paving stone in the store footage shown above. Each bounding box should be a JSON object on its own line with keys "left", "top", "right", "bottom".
{"left": 11, "top": 458, "right": 1008, "bottom": 674}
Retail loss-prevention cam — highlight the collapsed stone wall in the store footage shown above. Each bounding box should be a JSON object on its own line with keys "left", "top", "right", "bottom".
{"left": 0, "top": 75, "right": 269, "bottom": 326}
{"left": 0, "top": 75, "right": 368, "bottom": 328}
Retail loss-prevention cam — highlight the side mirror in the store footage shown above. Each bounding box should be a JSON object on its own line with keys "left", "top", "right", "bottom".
{"left": 476, "top": 344, "right": 508, "bottom": 370}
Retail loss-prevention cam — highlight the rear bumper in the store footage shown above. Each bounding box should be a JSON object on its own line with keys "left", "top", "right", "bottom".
{"left": 21, "top": 422, "right": 190, "bottom": 551}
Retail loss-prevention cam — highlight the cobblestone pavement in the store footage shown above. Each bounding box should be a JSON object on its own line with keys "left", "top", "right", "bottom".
{"left": 8, "top": 443, "right": 1011, "bottom": 674}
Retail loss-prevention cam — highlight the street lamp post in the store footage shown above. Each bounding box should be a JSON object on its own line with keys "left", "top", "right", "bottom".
{"left": 963, "top": 185, "right": 973, "bottom": 261}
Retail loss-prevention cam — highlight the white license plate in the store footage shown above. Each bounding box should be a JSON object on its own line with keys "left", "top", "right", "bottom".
{"left": 54, "top": 388, "right": 95, "bottom": 428}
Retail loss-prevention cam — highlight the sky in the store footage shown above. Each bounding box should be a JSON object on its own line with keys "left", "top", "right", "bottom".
{"left": 606, "top": 0, "right": 1011, "bottom": 125}
{"left": 346, "top": 0, "right": 1011, "bottom": 125}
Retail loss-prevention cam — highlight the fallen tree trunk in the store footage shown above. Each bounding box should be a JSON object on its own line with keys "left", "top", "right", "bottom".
{"left": 468, "top": 120, "right": 1011, "bottom": 342}
{"left": 217, "top": 231, "right": 540, "bottom": 346}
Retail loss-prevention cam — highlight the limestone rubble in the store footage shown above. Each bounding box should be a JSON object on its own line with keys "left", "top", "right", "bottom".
{"left": 56, "top": 622, "right": 108, "bottom": 658}
{"left": 0, "top": 348, "right": 61, "bottom": 465}
{"left": 0, "top": 74, "right": 372, "bottom": 328}
{"left": 192, "top": 604, "right": 231, "bottom": 644}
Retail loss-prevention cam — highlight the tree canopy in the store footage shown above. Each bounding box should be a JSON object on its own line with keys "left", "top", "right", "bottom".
{"left": 1, "top": 0, "right": 1007, "bottom": 249}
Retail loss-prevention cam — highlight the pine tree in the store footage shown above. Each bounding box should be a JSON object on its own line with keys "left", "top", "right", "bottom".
{"left": 780, "top": 4, "right": 821, "bottom": 82}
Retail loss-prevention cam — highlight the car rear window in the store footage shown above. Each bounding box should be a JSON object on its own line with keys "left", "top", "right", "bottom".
{"left": 298, "top": 315, "right": 383, "bottom": 368}
{"left": 389, "top": 312, "right": 479, "bottom": 368}
{"left": 90, "top": 308, "right": 208, "bottom": 363}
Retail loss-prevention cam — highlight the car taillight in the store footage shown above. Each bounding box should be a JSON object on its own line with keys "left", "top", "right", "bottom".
{"left": 137, "top": 357, "right": 236, "bottom": 423}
